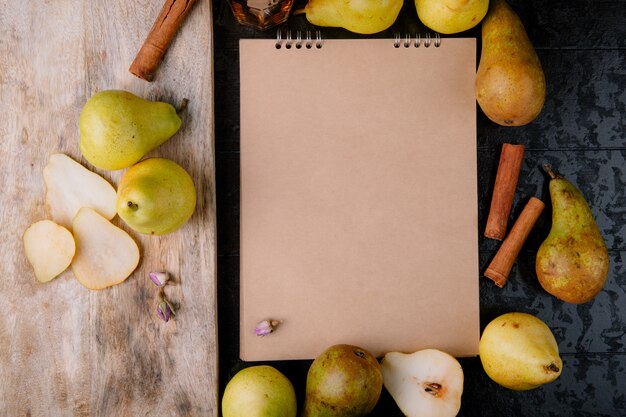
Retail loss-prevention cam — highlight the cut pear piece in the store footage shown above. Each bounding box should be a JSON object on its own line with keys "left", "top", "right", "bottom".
{"left": 23, "top": 220, "right": 76, "bottom": 283}
{"left": 44, "top": 153, "right": 117, "bottom": 229}
{"left": 71, "top": 207, "right": 140, "bottom": 290}
{"left": 382, "top": 349, "right": 464, "bottom": 417}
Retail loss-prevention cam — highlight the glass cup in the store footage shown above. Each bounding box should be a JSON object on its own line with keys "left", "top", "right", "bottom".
{"left": 227, "top": 0, "right": 295, "bottom": 31}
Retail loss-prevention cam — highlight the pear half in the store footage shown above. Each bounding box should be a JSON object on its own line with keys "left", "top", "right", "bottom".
{"left": 23, "top": 220, "right": 76, "bottom": 283}
{"left": 382, "top": 349, "right": 463, "bottom": 417}
{"left": 71, "top": 207, "right": 140, "bottom": 290}
{"left": 44, "top": 153, "right": 117, "bottom": 229}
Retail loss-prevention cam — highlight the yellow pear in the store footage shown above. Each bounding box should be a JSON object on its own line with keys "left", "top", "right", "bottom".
{"left": 301, "top": 0, "right": 403, "bottom": 35}
{"left": 116, "top": 158, "right": 196, "bottom": 235}
{"left": 80, "top": 90, "right": 182, "bottom": 170}
{"left": 222, "top": 366, "right": 297, "bottom": 417}
{"left": 415, "top": 0, "right": 489, "bottom": 34}
{"left": 479, "top": 312, "right": 562, "bottom": 390}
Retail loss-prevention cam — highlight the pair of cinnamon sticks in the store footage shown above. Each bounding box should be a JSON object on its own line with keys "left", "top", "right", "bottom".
{"left": 484, "top": 144, "right": 544, "bottom": 287}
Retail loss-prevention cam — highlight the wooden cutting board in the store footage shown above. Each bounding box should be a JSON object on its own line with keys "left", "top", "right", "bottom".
{"left": 0, "top": 1, "right": 217, "bottom": 416}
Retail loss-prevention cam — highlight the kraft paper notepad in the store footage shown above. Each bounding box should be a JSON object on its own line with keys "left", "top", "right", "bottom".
{"left": 240, "top": 36, "right": 479, "bottom": 361}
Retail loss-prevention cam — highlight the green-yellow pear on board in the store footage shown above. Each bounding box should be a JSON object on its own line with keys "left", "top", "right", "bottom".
{"left": 479, "top": 312, "right": 562, "bottom": 390}
{"left": 475, "top": 0, "right": 545, "bottom": 126}
{"left": 536, "top": 165, "right": 609, "bottom": 304}
{"left": 300, "top": 0, "right": 403, "bottom": 34}
{"left": 222, "top": 366, "right": 297, "bottom": 417}
{"left": 415, "top": 0, "right": 489, "bottom": 34}
{"left": 80, "top": 90, "right": 182, "bottom": 170}
{"left": 116, "top": 158, "right": 196, "bottom": 235}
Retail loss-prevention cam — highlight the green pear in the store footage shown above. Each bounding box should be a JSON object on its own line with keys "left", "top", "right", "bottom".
{"left": 300, "top": 0, "right": 403, "bottom": 35}
{"left": 80, "top": 90, "right": 182, "bottom": 170}
{"left": 415, "top": 0, "right": 489, "bottom": 34}
{"left": 303, "top": 344, "right": 383, "bottom": 417}
{"left": 536, "top": 165, "right": 609, "bottom": 304}
{"left": 479, "top": 312, "right": 562, "bottom": 390}
{"left": 475, "top": 0, "right": 545, "bottom": 126}
{"left": 222, "top": 366, "right": 297, "bottom": 417}
{"left": 116, "top": 158, "right": 196, "bottom": 235}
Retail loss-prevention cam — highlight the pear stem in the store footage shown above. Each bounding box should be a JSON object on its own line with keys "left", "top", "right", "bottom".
{"left": 177, "top": 98, "right": 189, "bottom": 115}
{"left": 543, "top": 164, "right": 562, "bottom": 180}
{"left": 127, "top": 201, "right": 139, "bottom": 211}
{"left": 293, "top": 8, "right": 305, "bottom": 16}
{"left": 546, "top": 363, "right": 560, "bottom": 373}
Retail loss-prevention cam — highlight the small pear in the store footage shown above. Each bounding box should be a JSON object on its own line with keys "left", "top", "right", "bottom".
{"left": 382, "top": 349, "right": 464, "bottom": 417}
{"left": 116, "top": 158, "right": 196, "bottom": 235}
{"left": 536, "top": 165, "right": 609, "bottom": 304}
{"left": 415, "top": 0, "right": 489, "bottom": 34}
{"left": 303, "top": 344, "right": 383, "bottom": 417}
{"left": 80, "top": 90, "right": 182, "bottom": 170}
{"left": 301, "top": 0, "right": 403, "bottom": 35}
{"left": 475, "top": 0, "right": 545, "bottom": 126}
{"left": 479, "top": 312, "right": 562, "bottom": 390}
{"left": 222, "top": 366, "right": 297, "bottom": 417}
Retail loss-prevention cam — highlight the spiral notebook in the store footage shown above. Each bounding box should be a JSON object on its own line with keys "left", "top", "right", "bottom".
{"left": 240, "top": 34, "right": 479, "bottom": 361}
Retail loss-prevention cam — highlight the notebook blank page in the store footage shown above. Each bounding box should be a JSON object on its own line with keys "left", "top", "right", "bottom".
{"left": 240, "top": 38, "right": 479, "bottom": 361}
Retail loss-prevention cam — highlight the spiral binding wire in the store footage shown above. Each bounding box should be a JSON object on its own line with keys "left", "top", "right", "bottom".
{"left": 276, "top": 30, "right": 323, "bottom": 49}
{"left": 393, "top": 32, "right": 441, "bottom": 48}
{"left": 276, "top": 30, "right": 440, "bottom": 49}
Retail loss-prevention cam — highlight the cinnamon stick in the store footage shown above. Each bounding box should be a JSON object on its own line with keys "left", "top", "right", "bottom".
{"left": 485, "top": 197, "right": 545, "bottom": 287}
{"left": 485, "top": 144, "right": 525, "bottom": 240}
{"left": 129, "top": 0, "right": 197, "bottom": 81}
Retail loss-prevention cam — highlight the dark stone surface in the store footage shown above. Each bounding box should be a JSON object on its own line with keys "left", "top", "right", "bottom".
{"left": 214, "top": 0, "right": 626, "bottom": 415}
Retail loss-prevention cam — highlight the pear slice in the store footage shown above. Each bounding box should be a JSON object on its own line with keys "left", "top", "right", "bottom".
{"left": 44, "top": 153, "right": 117, "bottom": 229}
{"left": 71, "top": 207, "right": 140, "bottom": 290}
{"left": 23, "top": 220, "right": 76, "bottom": 283}
{"left": 381, "top": 349, "right": 464, "bottom": 417}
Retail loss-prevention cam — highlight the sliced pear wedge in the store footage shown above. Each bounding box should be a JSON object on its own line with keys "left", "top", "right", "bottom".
{"left": 44, "top": 153, "right": 117, "bottom": 229}
{"left": 71, "top": 207, "right": 140, "bottom": 290}
{"left": 23, "top": 220, "right": 76, "bottom": 283}
{"left": 381, "top": 349, "right": 464, "bottom": 417}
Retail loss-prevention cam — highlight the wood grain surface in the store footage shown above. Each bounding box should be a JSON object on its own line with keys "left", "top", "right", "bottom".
{"left": 0, "top": 1, "right": 217, "bottom": 416}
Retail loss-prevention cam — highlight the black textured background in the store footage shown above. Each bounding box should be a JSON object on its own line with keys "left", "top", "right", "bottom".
{"left": 213, "top": 0, "right": 626, "bottom": 415}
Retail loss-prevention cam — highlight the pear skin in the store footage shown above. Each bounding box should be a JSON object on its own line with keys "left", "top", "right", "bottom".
{"left": 475, "top": 0, "right": 545, "bottom": 126}
{"left": 116, "top": 158, "right": 196, "bottom": 235}
{"left": 415, "top": 0, "right": 489, "bottom": 34}
{"left": 80, "top": 90, "right": 181, "bottom": 170}
{"left": 302, "top": 0, "right": 403, "bottom": 35}
{"left": 536, "top": 166, "right": 609, "bottom": 304}
{"left": 222, "top": 366, "right": 297, "bottom": 417}
{"left": 479, "top": 312, "right": 562, "bottom": 390}
{"left": 303, "top": 344, "right": 383, "bottom": 417}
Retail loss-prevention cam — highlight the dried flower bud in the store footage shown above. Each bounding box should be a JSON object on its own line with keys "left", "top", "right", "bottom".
{"left": 255, "top": 319, "right": 281, "bottom": 336}
{"left": 156, "top": 291, "right": 176, "bottom": 322}
{"left": 157, "top": 301, "right": 171, "bottom": 322}
{"left": 149, "top": 271, "right": 170, "bottom": 287}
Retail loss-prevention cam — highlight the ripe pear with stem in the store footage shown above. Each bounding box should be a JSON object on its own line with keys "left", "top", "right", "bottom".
{"left": 536, "top": 164, "right": 609, "bottom": 304}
